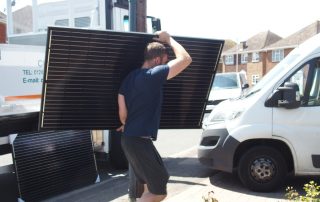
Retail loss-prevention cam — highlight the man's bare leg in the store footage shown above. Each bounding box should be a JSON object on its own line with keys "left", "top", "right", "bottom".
{"left": 137, "top": 184, "right": 166, "bottom": 202}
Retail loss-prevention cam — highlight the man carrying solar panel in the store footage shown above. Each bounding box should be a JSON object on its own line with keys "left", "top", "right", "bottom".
{"left": 117, "top": 31, "right": 192, "bottom": 202}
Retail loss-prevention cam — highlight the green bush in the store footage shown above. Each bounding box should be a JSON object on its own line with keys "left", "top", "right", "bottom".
{"left": 285, "top": 180, "right": 320, "bottom": 201}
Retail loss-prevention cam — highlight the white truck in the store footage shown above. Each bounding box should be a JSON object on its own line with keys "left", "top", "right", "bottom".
{"left": 1, "top": 0, "right": 160, "bottom": 172}
{"left": 0, "top": 44, "right": 44, "bottom": 113}
{"left": 198, "top": 32, "right": 320, "bottom": 192}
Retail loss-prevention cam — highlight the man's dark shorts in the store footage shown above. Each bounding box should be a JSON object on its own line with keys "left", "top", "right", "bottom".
{"left": 121, "top": 135, "right": 169, "bottom": 195}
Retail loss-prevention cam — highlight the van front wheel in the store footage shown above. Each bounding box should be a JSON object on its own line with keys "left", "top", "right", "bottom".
{"left": 238, "top": 146, "right": 287, "bottom": 192}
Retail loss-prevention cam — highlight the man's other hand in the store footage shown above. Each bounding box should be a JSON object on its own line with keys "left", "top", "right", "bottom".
{"left": 116, "top": 125, "right": 124, "bottom": 132}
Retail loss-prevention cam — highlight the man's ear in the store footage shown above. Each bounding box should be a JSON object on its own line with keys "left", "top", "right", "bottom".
{"left": 155, "top": 57, "right": 161, "bottom": 65}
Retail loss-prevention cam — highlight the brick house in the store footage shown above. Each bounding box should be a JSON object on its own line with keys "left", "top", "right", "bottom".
{"left": 0, "top": 11, "right": 6, "bottom": 43}
{"left": 216, "top": 39, "right": 237, "bottom": 73}
{"left": 221, "top": 31, "right": 282, "bottom": 86}
{"left": 221, "top": 21, "right": 320, "bottom": 86}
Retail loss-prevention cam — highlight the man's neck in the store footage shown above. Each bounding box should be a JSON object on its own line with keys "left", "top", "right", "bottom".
{"left": 142, "top": 60, "right": 156, "bottom": 69}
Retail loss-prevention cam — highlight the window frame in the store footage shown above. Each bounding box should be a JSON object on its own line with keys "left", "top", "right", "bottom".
{"left": 54, "top": 19, "right": 69, "bottom": 27}
{"left": 251, "top": 74, "right": 259, "bottom": 85}
{"left": 272, "top": 49, "right": 284, "bottom": 62}
{"left": 241, "top": 53, "right": 248, "bottom": 64}
{"left": 252, "top": 52, "right": 260, "bottom": 62}
{"left": 225, "top": 55, "right": 234, "bottom": 65}
{"left": 74, "top": 16, "right": 91, "bottom": 28}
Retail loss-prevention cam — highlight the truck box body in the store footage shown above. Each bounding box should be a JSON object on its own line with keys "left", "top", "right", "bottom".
{"left": 0, "top": 44, "right": 44, "bottom": 115}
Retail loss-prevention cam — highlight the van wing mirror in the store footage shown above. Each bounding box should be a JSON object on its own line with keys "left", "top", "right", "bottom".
{"left": 265, "top": 82, "right": 300, "bottom": 109}
{"left": 242, "top": 83, "right": 249, "bottom": 89}
{"left": 277, "top": 86, "right": 300, "bottom": 109}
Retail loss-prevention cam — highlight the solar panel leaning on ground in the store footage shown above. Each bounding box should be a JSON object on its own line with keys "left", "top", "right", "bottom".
{"left": 40, "top": 27, "right": 224, "bottom": 130}
{"left": 13, "top": 130, "right": 98, "bottom": 201}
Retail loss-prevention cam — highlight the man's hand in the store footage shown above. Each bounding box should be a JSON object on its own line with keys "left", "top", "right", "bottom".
{"left": 116, "top": 125, "right": 124, "bottom": 132}
{"left": 154, "top": 31, "right": 171, "bottom": 44}
{"left": 154, "top": 31, "right": 192, "bottom": 80}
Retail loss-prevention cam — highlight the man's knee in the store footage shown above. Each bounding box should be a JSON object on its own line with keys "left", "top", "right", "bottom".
{"left": 150, "top": 194, "right": 166, "bottom": 202}
{"left": 138, "top": 193, "right": 167, "bottom": 202}
{"left": 156, "top": 194, "right": 167, "bottom": 201}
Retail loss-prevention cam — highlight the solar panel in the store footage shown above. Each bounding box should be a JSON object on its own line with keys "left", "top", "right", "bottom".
{"left": 13, "top": 130, "right": 98, "bottom": 201}
{"left": 40, "top": 27, "right": 224, "bottom": 130}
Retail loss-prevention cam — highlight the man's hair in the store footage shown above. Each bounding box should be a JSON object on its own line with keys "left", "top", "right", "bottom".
{"left": 144, "top": 42, "right": 167, "bottom": 61}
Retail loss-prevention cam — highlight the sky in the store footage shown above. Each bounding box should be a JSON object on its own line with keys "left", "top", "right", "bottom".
{"left": 147, "top": 0, "right": 320, "bottom": 42}
{"left": 1, "top": 0, "right": 320, "bottom": 42}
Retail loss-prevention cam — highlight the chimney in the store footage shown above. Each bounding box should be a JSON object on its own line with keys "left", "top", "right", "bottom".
{"left": 240, "top": 41, "right": 248, "bottom": 50}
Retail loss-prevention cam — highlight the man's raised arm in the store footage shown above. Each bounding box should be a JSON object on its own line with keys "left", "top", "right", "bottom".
{"left": 155, "top": 31, "right": 192, "bottom": 80}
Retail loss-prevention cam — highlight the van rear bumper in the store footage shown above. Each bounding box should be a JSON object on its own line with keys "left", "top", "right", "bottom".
{"left": 197, "top": 126, "right": 240, "bottom": 173}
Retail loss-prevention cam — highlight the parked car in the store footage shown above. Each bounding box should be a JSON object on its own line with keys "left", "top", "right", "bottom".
{"left": 203, "top": 72, "right": 248, "bottom": 123}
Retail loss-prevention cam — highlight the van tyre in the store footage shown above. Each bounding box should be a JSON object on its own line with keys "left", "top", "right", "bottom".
{"left": 109, "top": 130, "right": 128, "bottom": 170}
{"left": 238, "top": 146, "right": 287, "bottom": 192}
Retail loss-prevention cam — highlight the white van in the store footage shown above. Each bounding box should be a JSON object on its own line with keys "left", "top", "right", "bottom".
{"left": 198, "top": 33, "right": 320, "bottom": 192}
{"left": 205, "top": 72, "right": 248, "bottom": 114}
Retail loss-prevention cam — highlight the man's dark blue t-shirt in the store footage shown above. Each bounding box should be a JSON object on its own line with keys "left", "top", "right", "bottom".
{"left": 119, "top": 65, "right": 169, "bottom": 140}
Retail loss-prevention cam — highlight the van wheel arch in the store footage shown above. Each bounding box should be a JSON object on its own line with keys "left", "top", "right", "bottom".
{"left": 233, "top": 139, "right": 294, "bottom": 175}
{"left": 237, "top": 145, "right": 287, "bottom": 191}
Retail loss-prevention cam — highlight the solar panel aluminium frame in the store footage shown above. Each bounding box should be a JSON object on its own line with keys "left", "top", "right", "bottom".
{"left": 40, "top": 26, "right": 224, "bottom": 130}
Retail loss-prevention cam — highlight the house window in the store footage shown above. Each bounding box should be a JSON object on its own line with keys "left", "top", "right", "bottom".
{"left": 241, "top": 53, "right": 248, "bottom": 64}
{"left": 252, "top": 75, "right": 259, "bottom": 85}
{"left": 75, "top": 17, "right": 91, "bottom": 27}
{"left": 225, "top": 55, "right": 234, "bottom": 65}
{"left": 55, "top": 19, "right": 69, "bottom": 27}
{"left": 252, "top": 52, "right": 260, "bottom": 62}
{"left": 272, "top": 49, "right": 284, "bottom": 62}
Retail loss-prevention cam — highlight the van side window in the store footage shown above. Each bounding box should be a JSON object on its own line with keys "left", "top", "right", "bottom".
{"left": 286, "top": 58, "right": 320, "bottom": 106}
{"left": 289, "top": 64, "right": 310, "bottom": 100}
{"left": 307, "top": 60, "right": 320, "bottom": 106}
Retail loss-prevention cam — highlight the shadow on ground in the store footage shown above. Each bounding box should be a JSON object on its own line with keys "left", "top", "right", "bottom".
{"left": 164, "top": 156, "right": 216, "bottom": 178}
{"left": 45, "top": 156, "right": 214, "bottom": 201}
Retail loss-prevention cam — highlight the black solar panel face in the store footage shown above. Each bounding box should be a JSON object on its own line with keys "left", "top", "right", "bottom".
{"left": 40, "top": 27, "right": 224, "bottom": 130}
{"left": 13, "top": 130, "right": 98, "bottom": 201}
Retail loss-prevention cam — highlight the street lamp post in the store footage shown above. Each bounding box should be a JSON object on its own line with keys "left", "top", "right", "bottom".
{"left": 6, "top": 0, "right": 13, "bottom": 36}
{"left": 236, "top": 43, "right": 239, "bottom": 72}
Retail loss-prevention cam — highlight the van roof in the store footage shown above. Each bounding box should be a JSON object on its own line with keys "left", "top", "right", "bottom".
{"left": 291, "top": 32, "right": 320, "bottom": 57}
